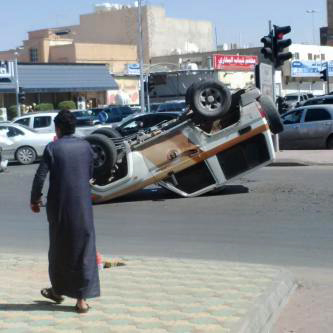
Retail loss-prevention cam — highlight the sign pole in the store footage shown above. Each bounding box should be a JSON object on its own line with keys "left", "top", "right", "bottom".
{"left": 137, "top": 0, "right": 145, "bottom": 113}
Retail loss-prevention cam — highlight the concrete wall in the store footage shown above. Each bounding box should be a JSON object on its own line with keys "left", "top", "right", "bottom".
{"left": 328, "top": 0, "right": 333, "bottom": 33}
{"left": 75, "top": 5, "right": 213, "bottom": 62}
{"left": 49, "top": 43, "right": 137, "bottom": 73}
{"left": 147, "top": 6, "right": 214, "bottom": 58}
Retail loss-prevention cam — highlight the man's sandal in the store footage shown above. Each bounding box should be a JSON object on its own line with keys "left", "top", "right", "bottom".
{"left": 75, "top": 304, "right": 90, "bottom": 314}
{"left": 41, "top": 288, "right": 65, "bottom": 304}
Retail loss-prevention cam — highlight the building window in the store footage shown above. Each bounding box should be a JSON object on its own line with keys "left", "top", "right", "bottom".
{"left": 308, "top": 53, "right": 313, "bottom": 60}
{"left": 293, "top": 52, "right": 300, "bottom": 60}
{"left": 29, "top": 48, "right": 38, "bottom": 63}
{"left": 321, "top": 54, "right": 326, "bottom": 61}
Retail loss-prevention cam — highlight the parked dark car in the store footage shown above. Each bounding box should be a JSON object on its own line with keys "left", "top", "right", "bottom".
{"left": 156, "top": 101, "right": 186, "bottom": 112}
{"left": 279, "top": 105, "right": 333, "bottom": 149}
{"left": 302, "top": 95, "right": 333, "bottom": 107}
{"left": 116, "top": 111, "right": 180, "bottom": 136}
{"left": 92, "top": 112, "right": 180, "bottom": 138}
{"left": 71, "top": 110, "right": 95, "bottom": 126}
{"left": 90, "top": 106, "right": 134, "bottom": 124}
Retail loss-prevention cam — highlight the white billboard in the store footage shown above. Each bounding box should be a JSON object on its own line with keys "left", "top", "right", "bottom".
{"left": 291, "top": 60, "right": 333, "bottom": 78}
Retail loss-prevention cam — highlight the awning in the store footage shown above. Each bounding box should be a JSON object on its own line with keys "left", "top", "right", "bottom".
{"left": 0, "top": 63, "right": 118, "bottom": 93}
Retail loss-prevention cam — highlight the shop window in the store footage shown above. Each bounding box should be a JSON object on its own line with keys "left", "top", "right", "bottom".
{"left": 29, "top": 48, "right": 38, "bottom": 63}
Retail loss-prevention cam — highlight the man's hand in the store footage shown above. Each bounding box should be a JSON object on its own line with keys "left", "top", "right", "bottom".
{"left": 30, "top": 200, "right": 42, "bottom": 213}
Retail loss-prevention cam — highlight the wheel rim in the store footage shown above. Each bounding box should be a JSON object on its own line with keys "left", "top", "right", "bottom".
{"left": 91, "top": 144, "right": 106, "bottom": 168}
{"left": 17, "top": 148, "right": 34, "bottom": 164}
{"left": 199, "top": 87, "right": 222, "bottom": 112}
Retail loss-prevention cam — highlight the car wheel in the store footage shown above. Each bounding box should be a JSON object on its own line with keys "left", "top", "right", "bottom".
{"left": 85, "top": 134, "right": 117, "bottom": 176}
{"left": 326, "top": 135, "right": 333, "bottom": 149}
{"left": 189, "top": 80, "right": 232, "bottom": 120}
{"left": 15, "top": 146, "right": 37, "bottom": 165}
{"left": 258, "top": 96, "right": 284, "bottom": 134}
{"left": 92, "top": 127, "right": 122, "bottom": 139}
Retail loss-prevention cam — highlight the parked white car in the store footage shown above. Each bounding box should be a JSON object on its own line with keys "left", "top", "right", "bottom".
{"left": 0, "top": 123, "right": 54, "bottom": 164}
{"left": 13, "top": 112, "right": 57, "bottom": 133}
{"left": 85, "top": 80, "right": 283, "bottom": 203}
{"left": 13, "top": 111, "right": 103, "bottom": 137}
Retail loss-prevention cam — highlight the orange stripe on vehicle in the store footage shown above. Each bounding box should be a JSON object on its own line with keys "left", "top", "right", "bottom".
{"left": 98, "top": 124, "right": 270, "bottom": 201}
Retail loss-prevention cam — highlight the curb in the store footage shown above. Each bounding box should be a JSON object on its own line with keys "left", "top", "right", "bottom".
{"left": 233, "top": 269, "right": 296, "bottom": 333}
{"left": 269, "top": 159, "right": 333, "bottom": 167}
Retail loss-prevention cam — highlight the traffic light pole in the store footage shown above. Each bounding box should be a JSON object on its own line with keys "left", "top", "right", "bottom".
{"left": 14, "top": 54, "right": 21, "bottom": 117}
{"left": 269, "top": 21, "right": 279, "bottom": 152}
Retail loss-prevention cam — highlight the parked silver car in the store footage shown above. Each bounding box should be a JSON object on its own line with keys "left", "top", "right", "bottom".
{"left": 0, "top": 123, "right": 54, "bottom": 164}
{"left": 279, "top": 105, "right": 333, "bottom": 149}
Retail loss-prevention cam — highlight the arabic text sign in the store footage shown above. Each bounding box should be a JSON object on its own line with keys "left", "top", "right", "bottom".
{"left": 213, "top": 54, "right": 258, "bottom": 71}
{"left": 291, "top": 60, "right": 333, "bottom": 77}
{"left": 0, "top": 61, "right": 14, "bottom": 79}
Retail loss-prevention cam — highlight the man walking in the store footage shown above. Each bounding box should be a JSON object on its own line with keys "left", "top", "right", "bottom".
{"left": 30, "top": 110, "right": 100, "bottom": 313}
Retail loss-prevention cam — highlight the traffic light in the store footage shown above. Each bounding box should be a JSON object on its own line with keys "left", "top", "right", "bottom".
{"left": 261, "top": 33, "right": 274, "bottom": 62}
{"left": 147, "top": 76, "right": 155, "bottom": 93}
{"left": 18, "top": 87, "right": 26, "bottom": 103}
{"left": 273, "top": 25, "right": 293, "bottom": 68}
{"left": 320, "top": 68, "right": 328, "bottom": 81}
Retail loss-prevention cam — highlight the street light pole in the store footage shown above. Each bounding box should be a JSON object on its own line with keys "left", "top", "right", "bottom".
{"left": 14, "top": 52, "right": 21, "bottom": 117}
{"left": 137, "top": 0, "right": 145, "bottom": 113}
{"left": 306, "top": 9, "right": 318, "bottom": 45}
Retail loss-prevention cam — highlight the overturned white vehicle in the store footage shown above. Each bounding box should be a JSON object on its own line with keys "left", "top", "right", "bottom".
{"left": 86, "top": 81, "right": 283, "bottom": 203}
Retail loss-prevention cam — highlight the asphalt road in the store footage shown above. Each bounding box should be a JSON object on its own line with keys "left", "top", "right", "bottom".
{"left": 1, "top": 163, "right": 333, "bottom": 332}
{"left": 1, "top": 163, "right": 332, "bottom": 268}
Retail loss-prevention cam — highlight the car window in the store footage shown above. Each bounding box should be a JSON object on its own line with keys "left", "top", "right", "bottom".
{"left": 285, "top": 96, "right": 298, "bottom": 101}
{"left": 304, "top": 108, "right": 332, "bottom": 122}
{"left": 72, "top": 111, "right": 90, "bottom": 117}
{"left": 323, "top": 98, "right": 333, "bottom": 105}
{"left": 121, "top": 120, "right": 140, "bottom": 129}
{"left": 33, "top": 116, "right": 52, "bottom": 129}
{"left": 15, "top": 117, "right": 30, "bottom": 127}
{"left": 0, "top": 126, "right": 24, "bottom": 137}
{"left": 304, "top": 98, "right": 322, "bottom": 106}
{"left": 282, "top": 110, "right": 303, "bottom": 124}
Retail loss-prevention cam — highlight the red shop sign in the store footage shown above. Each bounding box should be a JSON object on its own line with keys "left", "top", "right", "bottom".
{"left": 213, "top": 54, "right": 258, "bottom": 71}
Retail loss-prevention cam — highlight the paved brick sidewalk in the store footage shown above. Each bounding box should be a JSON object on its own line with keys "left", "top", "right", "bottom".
{"left": 0, "top": 253, "right": 295, "bottom": 333}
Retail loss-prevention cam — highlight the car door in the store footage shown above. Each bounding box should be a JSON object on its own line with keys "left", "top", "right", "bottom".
{"left": 280, "top": 109, "right": 304, "bottom": 149}
{"left": 33, "top": 115, "right": 53, "bottom": 133}
{"left": 298, "top": 108, "right": 332, "bottom": 148}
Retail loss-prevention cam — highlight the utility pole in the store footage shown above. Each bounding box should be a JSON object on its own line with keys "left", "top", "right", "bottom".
{"left": 137, "top": 0, "right": 145, "bottom": 113}
{"left": 327, "top": 62, "right": 330, "bottom": 94}
{"left": 14, "top": 52, "right": 21, "bottom": 117}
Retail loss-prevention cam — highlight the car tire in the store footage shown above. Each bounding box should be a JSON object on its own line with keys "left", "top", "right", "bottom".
{"left": 189, "top": 80, "right": 232, "bottom": 120}
{"left": 185, "top": 81, "right": 202, "bottom": 106}
{"left": 326, "top": 135, "right": 333, "bottom": 149}
{"left": 15, "top": 146, "right": 37, "bottom": 165}
{"left": 92, "top": 127, "right": 122, "bottom": 139}
{"left": 85, "top": 134, "right": 117, "bottom": 176}
{"left": 258, "top": 96, "right": 284, "bottom": 134}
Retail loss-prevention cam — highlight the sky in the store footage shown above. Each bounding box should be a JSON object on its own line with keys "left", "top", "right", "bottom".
{"left": 0, "top": 0, "right": 327, "bottom": 51}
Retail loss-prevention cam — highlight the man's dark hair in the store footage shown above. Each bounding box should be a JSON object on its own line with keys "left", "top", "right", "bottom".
{"left": 54, "top": 110, "right": 76, "bottom": 135}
